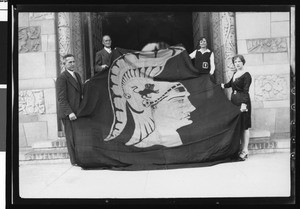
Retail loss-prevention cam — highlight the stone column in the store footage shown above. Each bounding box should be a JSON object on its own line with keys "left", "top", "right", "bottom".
{"left": 56, "top": 12, "right": 84, "bottom": 82}
{"left": 57, "top": 12, "right": 72, "bottom": 73}
{"left": 210, "top": 12, "right": 237, "bottom": 97}
{"left": 70, "top": 13, "right": 85, "bottom": 82}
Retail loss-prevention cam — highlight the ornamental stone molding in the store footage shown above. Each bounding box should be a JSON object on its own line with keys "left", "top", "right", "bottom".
{"left": 57, "top": 12, "right": 71, "bottom": 73}
{"left": 56, "top": 12, "right": 85, "bottom": 81}
{"left": 254, "top": 74, "right": 289, "bottom": 101}
{"left": 246, "top": 37, "right": 288, "bottom": 54}
{"left": 70, "top": 12, "right": 84, "bottom": 82}
{"left": 29, "top": 13, "right": 54, "bottom": 20}
{"left": 19, "top": 90, "right": 46, "bottom": 115}
{"left": 220, "top": 12, "right": 237, "bottom": 83}
{"left": 210, "top": 12, "right": 223, "bottom": 85}
{"left": 210, "top": 12, "right": 237, "bottom": 88}
{"left": 19, "top": 26, "right": 41, "bottom": 53}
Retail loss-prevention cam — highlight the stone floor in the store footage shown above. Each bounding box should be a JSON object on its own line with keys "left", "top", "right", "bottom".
{"left": 18, "top": 152, "right": 293, "bottom": 201}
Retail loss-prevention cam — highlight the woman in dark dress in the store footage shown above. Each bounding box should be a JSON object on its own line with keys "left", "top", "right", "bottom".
{"left": 189, "top": 37, "right": 216, "bottom": 83}
{"left": 221, "top": 54, "right": 252, "bottom": 161}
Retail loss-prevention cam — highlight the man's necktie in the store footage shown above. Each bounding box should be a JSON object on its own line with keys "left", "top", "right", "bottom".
{"left": 72, "top": 74, "right": 78, "bottom": 83}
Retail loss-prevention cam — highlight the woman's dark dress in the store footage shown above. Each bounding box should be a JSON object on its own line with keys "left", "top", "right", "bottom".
{"left": 224, "top": 72, "right": 252, "bottom": 130}
{"left": 194, "top": 50, "right": 216, "bottom": 83}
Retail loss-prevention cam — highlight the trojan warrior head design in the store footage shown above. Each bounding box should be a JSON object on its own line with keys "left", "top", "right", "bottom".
{"left": 105, "top": 46, "right": 195, "bottom": 148}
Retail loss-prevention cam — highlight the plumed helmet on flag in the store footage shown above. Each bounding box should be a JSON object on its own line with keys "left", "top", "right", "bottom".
{"left": 104, "top": 46, "right": 185, "bottom": 146}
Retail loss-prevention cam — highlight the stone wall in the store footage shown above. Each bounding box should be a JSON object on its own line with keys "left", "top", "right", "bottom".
{"left": 235, "top": 12, "right": 290, "bottom": 136}
{"left": 19, "top": 13, "right": 58, "bottom": 147}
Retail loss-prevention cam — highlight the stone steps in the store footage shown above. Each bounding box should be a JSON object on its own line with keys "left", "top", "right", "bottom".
{"left": 248, "top": 129, "right": 289, "bottom": 154}
{"left": 19, "top": 130, "right": 290, "bottom": 165}
{"left": 249, "top": 138, "right": 290, "bottom": 154}
{"left": 19, "top": 137, "right": 70, "bottom": 164}
{"left": 24, "top": 147, "right": 69, "bottom": 161}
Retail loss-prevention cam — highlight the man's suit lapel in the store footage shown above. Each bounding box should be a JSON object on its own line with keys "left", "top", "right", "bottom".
{"left": 74, "top": 72, "right": 83, "bottom": 93}
{"left": 64, "top": 71, "right": 80, "bottom": 92}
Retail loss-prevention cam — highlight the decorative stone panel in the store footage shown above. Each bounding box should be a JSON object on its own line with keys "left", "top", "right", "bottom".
{"left": 19, "top": 90, "right": 46, "bottom": 115}
{"left": 29, "top": 13, "right": 54, "bottom": 20}
{"left": 220, "top": 12, "right": 237, "bottom": 82}
{"left": 57, "top": 12, "right": 84, "bottom": 82}
{"left": 19, "top": 26, "right": 41, "bottom": 53}
{"left": 57, "top": 12, "right": 71, "bottom": 73}
{"left": 254, "top": 74, "right": 289, "bottom": 101}
{"left": 71, "top": 12, "right": 84, "bottom": 82}
{"left": 246, "top": 38, "right": 288, "bottom": 54}
{"left": 210, "top": 12, "right": 237, "bottom": 90}
{"left": 210, "top": 12, "right": 223, "bottom": 84}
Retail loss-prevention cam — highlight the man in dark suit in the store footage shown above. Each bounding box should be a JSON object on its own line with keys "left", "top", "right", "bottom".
{"left": 56, "top": 54, "right": 83, "bottom": 165}
{"left": 94, "top": 35, "right": 112, "bottom": 73}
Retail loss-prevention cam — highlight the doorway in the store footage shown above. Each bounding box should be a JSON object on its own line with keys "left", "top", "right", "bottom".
{"left": 101, "top": 12, "right": 194, "bottom": 53}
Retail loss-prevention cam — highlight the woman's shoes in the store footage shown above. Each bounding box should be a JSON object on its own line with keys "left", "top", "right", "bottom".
{"left": 238, "top": 150, "right": 248, "bottom": 161}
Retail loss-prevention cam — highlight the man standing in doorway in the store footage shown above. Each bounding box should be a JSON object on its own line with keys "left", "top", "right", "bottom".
{"left": 95, "top": 35, "right": 112, "bottom": 73}
{"left": 56, "top": 54, "right": 83, "bottom": 165}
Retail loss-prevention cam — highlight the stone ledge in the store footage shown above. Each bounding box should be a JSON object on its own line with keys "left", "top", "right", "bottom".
{"left": 24, "top": 147, "right": 69, "bottom": 161}
{"left": 249, "top": 148, "right": 290, "bottom": 155}
{"left": 31, "top": 138, "right": 67, "bottom": 149}
{"left": 250, "top": 129, "right": 271, "bottom": 139}
{"left": 19, "top": 158, "right": 70, "bottom": 165}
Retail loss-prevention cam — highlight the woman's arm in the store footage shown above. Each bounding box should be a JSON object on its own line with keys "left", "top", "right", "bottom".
{"left": 189, "top": 50, "right": 196, "bottom": 59}
{"left": 210, "top": 52, "right": 215, "bottom": 75}
{"left": 223, "top": 77, "right": 233, "bottom": 88}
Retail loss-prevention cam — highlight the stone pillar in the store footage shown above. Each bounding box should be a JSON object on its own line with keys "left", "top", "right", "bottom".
{"left": 57, "top": 12, "right": 71, "bottom": 72}
{"left": 57, "top": 12, "right": 84, "bottom": 82}
{"left": 210, "top": 12, "right": 237, "bottom": 94}
{"left": 71, "top": 13, "right": 85, "bottom": 82}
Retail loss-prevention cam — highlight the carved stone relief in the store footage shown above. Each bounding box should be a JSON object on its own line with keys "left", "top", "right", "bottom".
{"left": 57, "top": 12, "right": 85, "bottom": 81}
{"left": 19, "top": 90, "right": 46, "bottom": 115}
{"left": 254, "top": 74, "right": 289, "bottom": 101}
{"left": 246, "top": 37, "right": 288, "bottom": 53}
{"left": 210, "top": 12, "right": 237, "bottom": 88}
{"left": 220, "top": 12, "right": 237, "bottom": 83}
{"left": 29, "top": 13, "right": 54, "bottom": 20}
{"left": 210, "top": 12, "right": 223, "bottom": 84}
{"left": 70, "top": 12, "right": 84, "bottom": 82}
{"left": 19, "top": 26, "right": 41, "bottom": 53}
{"left": 57, "top": 12, "right": 71, "bottom": 73}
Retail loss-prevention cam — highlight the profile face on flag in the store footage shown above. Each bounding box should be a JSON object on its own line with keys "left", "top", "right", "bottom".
{"left": 105, "top": 46, "right": 195, "bottom": 148}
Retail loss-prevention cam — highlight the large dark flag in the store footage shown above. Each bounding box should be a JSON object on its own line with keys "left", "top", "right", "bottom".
{"left": 75, "top": 45, "right": 242, "bottom": 170}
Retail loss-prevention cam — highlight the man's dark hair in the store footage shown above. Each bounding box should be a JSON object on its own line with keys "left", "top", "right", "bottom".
{"left": 63, "top": 54, "right": 75, "bottom": 60}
